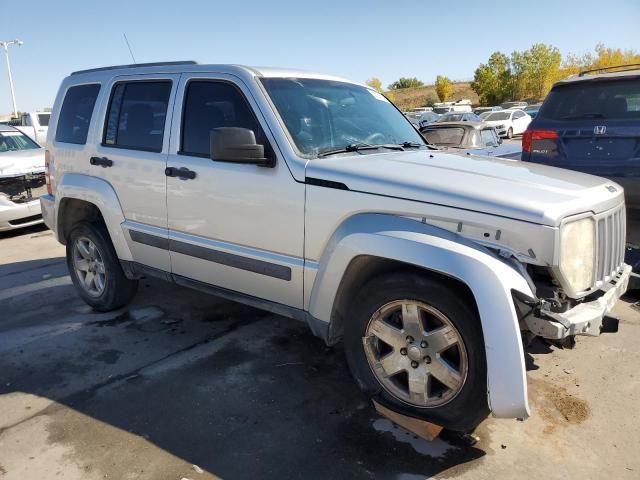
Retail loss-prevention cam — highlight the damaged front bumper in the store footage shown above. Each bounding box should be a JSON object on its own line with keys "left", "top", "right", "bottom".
{"left": 524, "top": 264, "right": 631, "bottom": 339}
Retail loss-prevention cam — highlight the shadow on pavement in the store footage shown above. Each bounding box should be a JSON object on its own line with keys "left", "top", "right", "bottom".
{"left": 0, "top": 255, "right": 486, "bottom": 479}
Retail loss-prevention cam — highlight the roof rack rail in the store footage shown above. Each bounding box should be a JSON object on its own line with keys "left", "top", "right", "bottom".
{"left": 71, "top": 61, "right": 198, "bottom": 76}
{"left": 578, "top": 63, "right": 640, "bottom": 77}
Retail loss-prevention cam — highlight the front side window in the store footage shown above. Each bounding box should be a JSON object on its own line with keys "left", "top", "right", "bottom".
{"left": 0, "top": 131, "right": 41, "bottom": 152}
{"left": 261, "top": 78, "right": 425, "bottom": 156}
{"left": 55, "top": 84, "right": 101, "bottom": 145}
{"left": 104, "top": 81, "right": 172, "bottom": 152}
{"left": 181, "top": 81, "right": 268, "bottom": 157}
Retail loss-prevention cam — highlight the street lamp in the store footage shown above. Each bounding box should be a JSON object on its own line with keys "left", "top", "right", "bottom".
{"left": 0, "top": 39, "right": 23, "bottom": 118}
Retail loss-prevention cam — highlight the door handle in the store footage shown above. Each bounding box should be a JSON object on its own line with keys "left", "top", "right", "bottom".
{"left": 165, "top": 166, "right": 197, "bottom": 180}
{"left": 90, "top": 156, "right": 113, "bottom": 168}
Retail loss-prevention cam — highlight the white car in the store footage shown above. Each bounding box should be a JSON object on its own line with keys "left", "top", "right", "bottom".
{"left": 41, "top": 62, "right": 629, "bottom": 433}
{"left": 482, "top": 109, "right": 532, "bottom": 138}
{"left": 0, "top": 125, "right": 46, "bottom": 231}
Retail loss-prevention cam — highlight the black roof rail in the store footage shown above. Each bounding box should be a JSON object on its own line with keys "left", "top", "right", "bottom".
{"left": 578, "top": 63, "right": 640, "bottom": 77}
{"left": 71, "top": 61, "right": 198, "bottom": 76}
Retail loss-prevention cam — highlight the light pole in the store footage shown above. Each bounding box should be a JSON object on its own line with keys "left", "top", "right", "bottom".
{"left": 0, "top": 39, "right": 23, "bottom": 118}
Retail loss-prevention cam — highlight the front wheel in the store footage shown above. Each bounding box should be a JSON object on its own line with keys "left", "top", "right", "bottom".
{"left": 506, "top": 127, "right": 513, "bottom": 139}
{"left": 66, "top": 222, "right": 138, "bottom": 311}
{"left": 344, "top": 273, "right": 489, "bottom": 432}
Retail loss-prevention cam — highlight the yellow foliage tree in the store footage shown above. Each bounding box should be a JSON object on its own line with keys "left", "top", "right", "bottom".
{"left": 435, "top": 75, "right": 453, "bottom": 102}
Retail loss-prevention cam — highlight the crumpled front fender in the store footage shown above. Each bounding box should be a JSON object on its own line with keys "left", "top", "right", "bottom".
{"left": 308, "top": 213, "right": 533, "bottom": 419}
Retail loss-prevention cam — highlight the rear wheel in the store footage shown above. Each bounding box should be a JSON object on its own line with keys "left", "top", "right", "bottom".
{"left": 344, "top": 272, "right": 489, "bottom": 432}
{"left": 66, "top": 222, "right": 138, "bottom": 311}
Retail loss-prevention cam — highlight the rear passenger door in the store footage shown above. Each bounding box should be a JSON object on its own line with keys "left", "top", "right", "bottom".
{"left": 92, "top": 74, "right": 180, "bottom": 272}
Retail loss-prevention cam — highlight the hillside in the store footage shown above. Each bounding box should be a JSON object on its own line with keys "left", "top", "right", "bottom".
{"left": 385, "top": 82, "right": 479, "bottom": 112}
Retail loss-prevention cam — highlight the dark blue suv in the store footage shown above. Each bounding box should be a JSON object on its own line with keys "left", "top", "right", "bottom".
{"left": 522, "top": 65, "right": 640, "bottom": 286}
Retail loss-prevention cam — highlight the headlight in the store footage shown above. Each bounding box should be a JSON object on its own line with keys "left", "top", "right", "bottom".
{"left": 559, "top": 217, "right": 595, "bottom": 293}
{"left": 496, "top": 124, "right": 505, "bottom": 129}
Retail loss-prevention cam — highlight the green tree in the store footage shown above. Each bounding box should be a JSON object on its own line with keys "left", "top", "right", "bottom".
{"left": 434, "top": 75, "right": 453, "bottom": 102}
{"left": 388, "top": 77, "right": 424, "bottom": 90}
{"left": 365, "top": 77, "right": 383, "bottom": 93}
{"left": 513, "top": 43, "right": 561, "bottom": 100}
{"left": 471, "top": 51, "right": 511, "bottom": 105}
{"left": 425, "top": 92, "right": 439, "bottom": 107}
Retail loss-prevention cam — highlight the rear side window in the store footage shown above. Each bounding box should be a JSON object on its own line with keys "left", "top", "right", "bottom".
{"left": 37, "top": 114, "right": 50, "bottom": 126}
{"left": 539, "top": 78, "right": 640, "bottom": 121}
{"left": 104, "top": 81, "right": 172, "bottom": 152}
{"left": 422, "top": 127, "right": 465, "bottom": 145}
{"left": 480, "top": 129, "right": 498, "bottom": 146}
{"left": 55, "top": 84, "right": 100, "bottom": 144}
{"left": 181, "top": 81, "right": 268, "bottom": 157}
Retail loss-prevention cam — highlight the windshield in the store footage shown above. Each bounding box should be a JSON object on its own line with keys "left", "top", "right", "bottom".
{"left": 485, "top": 111, "right": 511, "bottom": 121}
{"left": 0, "top": 131, "right": 40, "bottom": 152}
{"left": 261, "top": 78, "right": 425, "bottom": 156}
{"left": 538, "top": 78, "right": 640, "bottom": 121}
{"left": 421, "top": 127, "right": 465, "bottom": 146}
{"left": 438, "top": 113, "right": 465, "bottom": 122}
{"left": 433, "top": 107, "right": 451, "bottom": 114}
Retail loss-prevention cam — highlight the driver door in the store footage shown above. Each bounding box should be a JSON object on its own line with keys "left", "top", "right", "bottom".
{"left": 165, "top": 73, "right": 305, "bottom": 308}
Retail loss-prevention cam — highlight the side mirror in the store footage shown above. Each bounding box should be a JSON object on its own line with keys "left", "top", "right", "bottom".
{"left": 210, "top": 127, "right": 273, "bottom": 167}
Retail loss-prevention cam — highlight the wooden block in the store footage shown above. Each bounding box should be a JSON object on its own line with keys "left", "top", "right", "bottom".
{"left": 373, "top": 399, "right": 443, "bottom": 441}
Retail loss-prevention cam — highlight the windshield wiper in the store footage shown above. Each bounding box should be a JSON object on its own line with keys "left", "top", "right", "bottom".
{"left": 559, "top": 112, "right": 604, "bottom": 120}
{"left": 317, "top": 143, "right": 405, "bottom": 158}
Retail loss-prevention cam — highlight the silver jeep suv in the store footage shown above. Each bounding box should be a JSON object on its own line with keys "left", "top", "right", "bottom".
{"left": 40, "top": 62, "right": 630, "bottom": 432}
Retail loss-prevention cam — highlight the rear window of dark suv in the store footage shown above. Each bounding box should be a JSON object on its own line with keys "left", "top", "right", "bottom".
{"left": 538, "top": 77, "right": 640, "bottom": 121}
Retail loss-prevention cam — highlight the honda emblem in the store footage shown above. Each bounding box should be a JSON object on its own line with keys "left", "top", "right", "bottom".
{"left": 594, "top": 125, "right": 607, "bottom": 135}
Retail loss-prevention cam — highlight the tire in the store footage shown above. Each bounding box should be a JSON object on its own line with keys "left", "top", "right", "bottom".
{"left": 344, "top": 272, "right": 489, "bottom": 432}
{"left": 66, "top": 221, "right": 138, "bottom": 311}
{"left": 506, "top": 127, "right": 513, "bottom": 139}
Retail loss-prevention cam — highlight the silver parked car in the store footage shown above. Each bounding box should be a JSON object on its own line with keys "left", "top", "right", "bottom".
{"left": 41, "top": 62, "right": 630, "bottom": 432}
{"left": 420, "top": 121, "right": 521, "bottom": 159}
{"left": 0, "top": 125, "right": 46, "bottom": 231}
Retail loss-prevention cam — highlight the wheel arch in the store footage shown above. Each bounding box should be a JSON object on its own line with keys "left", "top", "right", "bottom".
{"left": 307, "top": 213, "right": 534, "bottom": 419}
{"left": 53, "top": 173, "right": 133, "bottom": 261}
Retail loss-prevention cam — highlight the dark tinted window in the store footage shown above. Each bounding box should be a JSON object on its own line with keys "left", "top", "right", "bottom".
{"left": 0, "top": 131, "right": 40, "bottom": 152}
{"left": 539, "top": 78, "right": 640, "bottom": 121}
{"left": 55, "top": 84, "right": 100, "bottom": 144}
{"left": 37, "top": 114, "right": 50, "bottom": 126}
{"left": 181, "top": 81, "right": 267, "bottom": 156}
{"left": 104, "top": 81, "right": 172, "bottom": 152}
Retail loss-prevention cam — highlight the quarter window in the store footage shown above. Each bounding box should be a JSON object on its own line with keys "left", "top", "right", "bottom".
{"left": 104, "top": 81, "right": 172, "bottom": 152}
{"left": 480, "top": 129, "right": 498, "bottom": 146}
{"left": 181, "top": 81, "right": 268, "bottom": 157}
{"left": 55, "top": 84, "right": 100, "bottom": 144}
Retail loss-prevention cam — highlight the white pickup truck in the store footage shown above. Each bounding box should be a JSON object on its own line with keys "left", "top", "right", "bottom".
{"left": 14, "top": 111, "right": 50, "bottom": 145}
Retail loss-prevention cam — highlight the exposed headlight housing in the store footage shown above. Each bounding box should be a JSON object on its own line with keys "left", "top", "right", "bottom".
{"left": 558, "top": 217, "right": 596, "bottom": 295}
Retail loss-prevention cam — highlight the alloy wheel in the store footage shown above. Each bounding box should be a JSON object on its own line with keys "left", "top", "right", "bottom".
{"left": 363, "top": 300, "right": 468, "bottom": 407}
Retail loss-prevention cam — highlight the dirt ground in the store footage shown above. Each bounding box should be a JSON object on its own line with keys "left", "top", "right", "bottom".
{"left": 0, "top": 225, "right": 639, "bottom": 479}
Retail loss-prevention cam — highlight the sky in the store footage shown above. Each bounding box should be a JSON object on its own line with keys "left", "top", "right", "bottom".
{"left": 0, "top": 0, "right": 638, "bottom": 113}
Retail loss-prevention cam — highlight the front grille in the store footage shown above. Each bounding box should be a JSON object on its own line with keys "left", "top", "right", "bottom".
{"left": 0, "top": 172, "right": 47, "bottom": 204}
{"left": 595, "top": 204, "right": 626, "bottom": 286}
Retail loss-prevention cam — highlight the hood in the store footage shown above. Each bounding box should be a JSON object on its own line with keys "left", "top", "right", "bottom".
{"left": 0, "top": 149, "right": 45, "bottom": 177}
{"left": 305, "top": 150, "right": 624, "bottom": 226}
